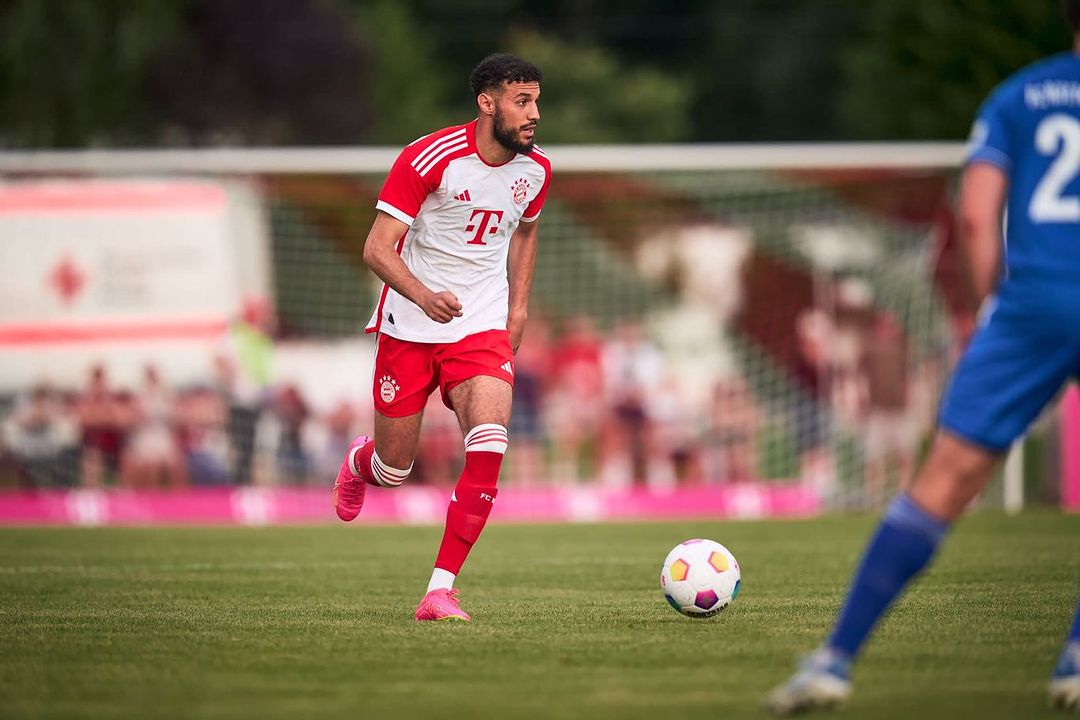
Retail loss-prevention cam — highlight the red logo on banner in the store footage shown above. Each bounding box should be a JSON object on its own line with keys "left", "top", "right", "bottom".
{"left": 48, "top": 256, "right": 85, "bottom": 305}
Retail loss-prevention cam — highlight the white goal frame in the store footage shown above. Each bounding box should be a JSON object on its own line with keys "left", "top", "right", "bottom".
{"left": 5, "top": 141, "right": 1032, "bottom": 511}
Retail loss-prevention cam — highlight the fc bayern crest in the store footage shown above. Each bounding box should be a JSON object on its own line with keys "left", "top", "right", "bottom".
{"left": 378, "top": 375, "right": 400, "bottom": 403}
{"left": 511, "top": 178, "right": 530, "bottom": 205}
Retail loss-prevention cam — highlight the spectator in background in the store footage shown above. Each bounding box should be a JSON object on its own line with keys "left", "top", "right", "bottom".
{"left": 120, "top": 364, "right": 186, "bottom": 489}
{"left": 271, "top": 384, "right": 310, "bottom": 485}
{"left": 830, "top": 278, "right": 874, "bottom": 429}
{"left": 1, "top": 382, "right": 78, "bottom": 487}
{"left": 212, "top": 354, "right": 261, "bottom": 485}
{"left": 793, "top": 309, "right": 834, "bottom": 496}
{"left": 507, "top": 314, "right": 552, "bottom": 485}
{"left": 544, "top": 315, "right": 605, "bottom": 484}
{"left": 414, "top": 396, "right": 460, "bottom": 486}
{"left": 599, "top": 320, "right": 670, "bottom": 487}
{"left": 175, "top": 386, "right": 233, "bottom": 486}
{"left": 215, "top": 297, "right": 276, "bottom": 485}
{"left": 861, "top": 312, "right": 918, "bottom": 506}
{"left": 704, "top": 376, "right": 763, "bottom": 483}
{"left": 310, "top": 400, "right": 358, "bottom": 486}
{"left": 75, "top": 365, "right": 133, "bottom": 487}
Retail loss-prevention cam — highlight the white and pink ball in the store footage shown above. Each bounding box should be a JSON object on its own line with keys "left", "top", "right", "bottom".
{"left": 660, "top": 539, "right": 741, "bottom": 617}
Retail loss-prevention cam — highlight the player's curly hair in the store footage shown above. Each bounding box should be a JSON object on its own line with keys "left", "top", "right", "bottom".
{"left": 1067, "top": 0, "right": 1080, "bottom": 32}
{"left": 469, "top": 54, "right": 542, "bottom": 98}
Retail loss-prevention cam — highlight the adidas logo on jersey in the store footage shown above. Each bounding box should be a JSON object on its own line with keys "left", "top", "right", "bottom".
{"left": 454, "top": 189, "right": 471, "bottom": 201}
{"left": 501, "top": 361, "right": 513, "bottom": 376}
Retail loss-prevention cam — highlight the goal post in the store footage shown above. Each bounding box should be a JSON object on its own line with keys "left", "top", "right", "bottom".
{"left": 1, "top": 142, "right": 1069, "bottom": 512}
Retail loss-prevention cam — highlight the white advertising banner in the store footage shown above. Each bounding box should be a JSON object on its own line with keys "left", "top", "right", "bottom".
{"left": 0, "top": 179, "right": 270, "bottom": 390}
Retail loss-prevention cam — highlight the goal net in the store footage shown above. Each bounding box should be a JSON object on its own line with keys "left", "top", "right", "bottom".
{"left": 3, "top": 143, "right": 1061, "bottom": 511}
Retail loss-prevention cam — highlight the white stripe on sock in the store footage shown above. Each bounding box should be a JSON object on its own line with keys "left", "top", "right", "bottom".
{"left": 371, "top": 449, "right": 411, "bottom": 488}
{"left": 348, "top": 446, "right": 363, "bottom": 478}
{"left": 464, "top": 423, "right": 508, "bottom": 454}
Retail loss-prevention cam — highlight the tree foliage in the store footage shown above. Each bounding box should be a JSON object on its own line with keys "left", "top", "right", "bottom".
{"left": 688, "top": 0, "right": 864, "bottom": 141}
{"left": 839, "top": 0, "right": 1072, "bottom": 139}
{"left": 507, "top": 32, "right": 690, "bottom": 143}
{"left": 0, "top": 0, "right": 186, "bottom": 146}
{"left": 353, "top": 0, "right": 456, "bottom": 144}
{"left": 0, "top": 0, "right": 1076, "bottom": 147}
{"left": 149, "top": 0, "right": 373, "bottom": 145}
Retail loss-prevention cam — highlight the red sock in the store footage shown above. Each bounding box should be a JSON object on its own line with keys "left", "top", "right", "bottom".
{"left": 434, "top": 424, "right": 507, "bottom": 574}
{"left": 351, "top": 441, "right": 378, "bottom": 486}
{"left": 356, "top": 444, "right": 411, "bottom": 488}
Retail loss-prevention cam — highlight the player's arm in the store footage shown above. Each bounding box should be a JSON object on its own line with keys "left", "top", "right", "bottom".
{"left": 362, "top": 211, "right": 462, "bottom": 323}
{"left": 506, "top": 218, "right": 539, "bottom": 353}
{"left": 957, "top": 162, "right": 1008, "bottom": 311}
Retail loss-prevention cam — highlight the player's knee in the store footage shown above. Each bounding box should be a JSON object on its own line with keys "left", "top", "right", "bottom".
{"left": 369, "top": 449, "right": 412, "bottom": 488}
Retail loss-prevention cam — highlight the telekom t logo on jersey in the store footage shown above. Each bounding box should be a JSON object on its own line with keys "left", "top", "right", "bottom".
{"left": 464, "top": 208, "right": 504, "bottom": 245}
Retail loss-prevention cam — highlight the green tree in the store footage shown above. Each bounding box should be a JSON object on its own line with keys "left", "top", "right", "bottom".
{"left": 506, "top": 32, "right": 690, "bottom": 143}
{"left": 352, "top": 0, "right": 457, "bottom": 144}
{"left": 0, "top": 0, "right": 186, "bottom": 147}
{"left": 840, "top": 0, "right": 1072, "bottom": 139}
{"left": 150, "top": 0, "right": 373, "bottom": 145}
{"left": 689, "top": 0, "right": 865, "bottom": 141}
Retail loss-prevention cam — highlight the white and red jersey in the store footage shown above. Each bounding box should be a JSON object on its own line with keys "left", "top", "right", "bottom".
{"left": 366, "top": 119, "right": 552, "bottom": 343}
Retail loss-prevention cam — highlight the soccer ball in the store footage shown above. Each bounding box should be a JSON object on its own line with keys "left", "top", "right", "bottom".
{"left": 660, "top": 539, "right": 741, "bottom": 617}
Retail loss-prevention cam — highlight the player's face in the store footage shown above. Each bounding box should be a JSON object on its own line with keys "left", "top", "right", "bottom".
{"left": 492, "top": 82, "right": 540, "bottom": 154}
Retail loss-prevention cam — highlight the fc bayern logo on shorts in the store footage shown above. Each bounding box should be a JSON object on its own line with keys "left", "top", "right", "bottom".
{"left": 511, "top": 178, "right": 530, "bottom": 205}
{"left": 379, "top": 375, "right": 400, "bottom": 403}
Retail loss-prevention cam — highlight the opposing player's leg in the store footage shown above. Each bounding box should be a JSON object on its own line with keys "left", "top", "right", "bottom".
{"left": 766, "top": 432, "right": 995, "bottom": 715}
{"left": 767, "top": 299, "right": 1080, "bottom": 715}
{"left": 334, "top": 334, "right": 434, "bottom": 521}
{"left": 1050, "top": 598, "right": 1080, "bottom": 711}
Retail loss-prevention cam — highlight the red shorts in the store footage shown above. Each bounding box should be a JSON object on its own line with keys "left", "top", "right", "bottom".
{"left": 372, "top": 329, "right": 515, "bottom": 417}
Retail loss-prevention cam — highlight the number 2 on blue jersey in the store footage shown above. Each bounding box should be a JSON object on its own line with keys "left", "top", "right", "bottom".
{"left": 1029, "top": 114, "right": 1080, "bottom": 223}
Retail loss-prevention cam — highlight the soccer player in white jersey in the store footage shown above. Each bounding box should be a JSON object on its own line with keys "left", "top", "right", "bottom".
{"left": 332, "top": 54, "right": 550, "bottom": 622}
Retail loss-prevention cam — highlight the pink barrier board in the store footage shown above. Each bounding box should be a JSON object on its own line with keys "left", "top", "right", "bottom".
{"left": 1063, "top": 386, "right": 1080, "bottom": 512}
{"left": 0, "top": 483, "right": 820, "bottom": 527}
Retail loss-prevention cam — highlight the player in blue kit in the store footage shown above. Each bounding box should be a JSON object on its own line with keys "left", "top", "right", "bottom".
{"left": 767, "top": 2, "right": 1080, "bottom": 714}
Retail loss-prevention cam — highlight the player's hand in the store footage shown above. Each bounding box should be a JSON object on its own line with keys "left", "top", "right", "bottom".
{"left": 420, "top": 290, "right": 463, "bottom": 323}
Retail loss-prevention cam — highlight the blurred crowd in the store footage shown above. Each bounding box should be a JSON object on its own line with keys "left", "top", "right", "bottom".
{"left": 0, "top": 307, "right": 936, "bottom": 494}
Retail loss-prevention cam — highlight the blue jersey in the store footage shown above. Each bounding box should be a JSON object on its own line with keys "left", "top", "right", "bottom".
{"left": 966, "top": 51, "right": 1080, "bottom": 284}
{"left": 940, "top": 52, "right": 1080, "bottom": 452}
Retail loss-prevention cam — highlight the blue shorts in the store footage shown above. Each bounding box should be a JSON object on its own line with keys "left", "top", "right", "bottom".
{"left": 939, "top": 281, "right": 1080, "bottom": 452}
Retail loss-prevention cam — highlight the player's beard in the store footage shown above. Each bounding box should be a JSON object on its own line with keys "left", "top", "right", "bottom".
{"left": 493, "top": 108, "right": 535, "bottom": 155}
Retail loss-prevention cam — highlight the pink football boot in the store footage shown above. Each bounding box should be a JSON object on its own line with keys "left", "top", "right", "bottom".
{"left": 414, "top": 588, "right": 471, "bottom": 622}
{"left": 333, "top": 435, "right": 371, "bottom": 522}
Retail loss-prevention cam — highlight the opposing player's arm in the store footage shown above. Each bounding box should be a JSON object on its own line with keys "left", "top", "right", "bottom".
{"left": 957, "top": 162, "right": 1009, "bottom": 310}
{"left": 506, "top": 218, "right": 540, "bottom": 353}
{"left": 363, "top": 211, "right": 463, "bottom": 323}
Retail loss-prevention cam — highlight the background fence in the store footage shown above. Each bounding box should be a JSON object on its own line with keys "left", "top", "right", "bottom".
{"left": 1, "top": 144, "right": 1070, "bottom": 518}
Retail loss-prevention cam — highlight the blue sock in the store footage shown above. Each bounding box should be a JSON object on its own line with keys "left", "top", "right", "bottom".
{"left": 826, "top": 494, "right": 950, "bottom": 659}
{"left": 1054, "top": 598, "right": 1080, "bottom": 678}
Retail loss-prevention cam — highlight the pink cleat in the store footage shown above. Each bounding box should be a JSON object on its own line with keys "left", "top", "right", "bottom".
{"left": 414, "top": 588, "right": 471, "bottom": 622}
{"left": 333, "top": 435, "right": 371, "bottom": 522}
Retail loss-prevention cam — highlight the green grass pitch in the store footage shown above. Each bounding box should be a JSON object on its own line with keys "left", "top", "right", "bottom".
{"left": 2, "top": 512, "right": 1078, "bottom": 719}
